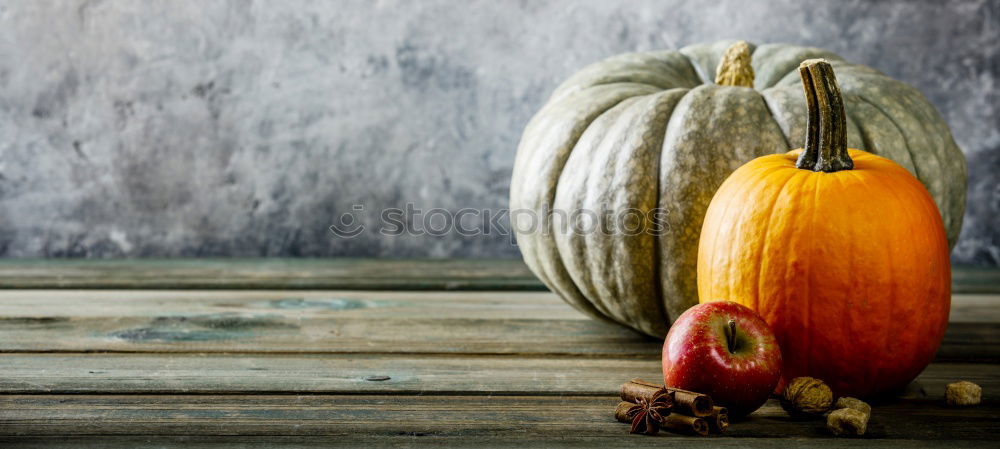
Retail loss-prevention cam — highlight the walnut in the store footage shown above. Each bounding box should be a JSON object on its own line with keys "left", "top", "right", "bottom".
{"left": 827, "top": 408, "right": 868, "bottom": 436}
{"left": 834, "top": 397, "right": 871, "bottom": 416}
{"left": 946, "top": 381, "right": 982, "bottom": 406}
{"left": 780, "top": 377, "right": 833, "bottom": 416}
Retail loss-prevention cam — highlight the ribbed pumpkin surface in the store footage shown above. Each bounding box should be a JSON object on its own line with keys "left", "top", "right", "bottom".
{"left": 511, "top": 41, "right": 965, "bottom": 337}
{"left": 698, "top": 149, "right": 950, "bottom": 397}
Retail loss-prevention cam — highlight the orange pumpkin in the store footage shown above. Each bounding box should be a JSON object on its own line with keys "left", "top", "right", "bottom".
{"left": 696, "top": 59, "right": 950, "bottom": 397}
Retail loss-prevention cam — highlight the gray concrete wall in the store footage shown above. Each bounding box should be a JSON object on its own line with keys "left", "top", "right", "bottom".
{"left": 0, "top": 0, "right": 996, "bottom": 265}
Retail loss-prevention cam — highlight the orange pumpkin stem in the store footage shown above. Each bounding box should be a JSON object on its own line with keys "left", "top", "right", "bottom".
{"left": 795, "top": 59, "right": 853, "bottom": 172}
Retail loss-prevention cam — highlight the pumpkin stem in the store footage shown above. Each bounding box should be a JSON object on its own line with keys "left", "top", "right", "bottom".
{"left": 795, "top": 59, "right": 853, "bottom": 172}
{"left": 725, "top": 319, "right": 737, "bottom": 353}
{"left": 715, "top": 41, "right": 754, "bottom": 87}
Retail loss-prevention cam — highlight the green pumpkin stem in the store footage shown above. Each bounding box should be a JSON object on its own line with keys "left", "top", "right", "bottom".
{"left": 715, "top": 41, "right": 754, "bottom": 88}
{"left": 795, "top": 59, "right": 853, "bottom": 172}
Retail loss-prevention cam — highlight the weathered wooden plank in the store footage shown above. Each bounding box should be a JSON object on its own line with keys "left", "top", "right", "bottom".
{"left": 0, "top": 289, "right": 577, "bottom": 320}
{"left": 0, "top": 259, "right": 546, "bottom": 290}
{"left": 1, "top": 435, "right": 990, "bottom": 449}
{"left": 0, "top": 290, "right": 652, "bottom": 356}
{"left": 0, "top": 291, "right": 996, "bottom": 361}
{"left": 0, "top": 290, "right": 996, "bottom": 322}
{"left": 0, "top": 290, "right": 991, "bottom": 325}
{"left": 0, "top": 353, "right": 994, "bottom": 397}
{"left": 0, "top": 395, "right": 996, "bottom": 441}
{"left": 948, "top": 294, "right": 1000, "bottom": 322}
{"left": 0, "top": 353, "right": 659, "bottom": 395}
{"left": 0, "top": 259, "right": 993, "bottom": 293}
{"left": 0, "top": 316, "right": 653, "bottom": 356}
{"left": 952, "top": 267, "right": 1000, "bottom": 294}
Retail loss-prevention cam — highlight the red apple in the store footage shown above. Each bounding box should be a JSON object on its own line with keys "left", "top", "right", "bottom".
{"left": 662, "top": 301, "right": 782, "bottom": 417}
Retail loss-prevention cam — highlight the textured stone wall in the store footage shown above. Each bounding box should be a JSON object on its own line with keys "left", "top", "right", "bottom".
{"left": 0, "top": 0, "right": 996, "bottom": 265}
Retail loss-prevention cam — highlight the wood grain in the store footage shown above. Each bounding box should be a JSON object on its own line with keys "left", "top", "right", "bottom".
{"left": 0, "top": 354, "right": 994, "bottom": 397}
{"left": 0, "top": 353, "right": 660, "bottom": 395}
{"left": 0, "top": 259, "right": 545, "bottom": 290}
{"left": 0, "top": 261, "right": 997, "bottom": 444}
{"left": 0, "top": 290, "right": 996, "bottom": 361}
{"left": 0, "top": 436, "right": 993, "bottom": 448}
{"left": 0, "top": 259, "right": 994, "bottom": 293}
{"left": 952, "top": 268, "right": 1000, "bottom": 294}
{"left": 0, "top": 395, "right": 996, "bottom": 441}
{"left": 0, "top": 290, "right": 650, "bottom": 356}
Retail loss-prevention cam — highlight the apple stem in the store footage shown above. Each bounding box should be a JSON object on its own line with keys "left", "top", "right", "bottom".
{"left": 726, "top": 319, "right": 737, "bottom": 353}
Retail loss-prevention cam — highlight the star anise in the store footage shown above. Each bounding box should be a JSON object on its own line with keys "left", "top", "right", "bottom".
{"left": 625, "top": 389, "right": 673, "bottom": 435}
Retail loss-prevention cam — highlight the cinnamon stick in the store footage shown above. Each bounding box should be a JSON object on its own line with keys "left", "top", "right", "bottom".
{"left": 670, "top": 388, "right": 715, "bottom": 417}
{"left": 620, "top": 379, "right": 662, "bottom": 403}
{"left": 709, "top": 406, "right": 729, "bottom": 432}
{"left": 614, "top": 401, "right": 635, "bottom": 423}
{"left": 662, "top": 413, "right": 710, "bottom": 436}
{"left": 622, "top": 379, "right": 714, "bottom": 417}
{"left": 616, "top": 401, "right": 710, "bottom": 437}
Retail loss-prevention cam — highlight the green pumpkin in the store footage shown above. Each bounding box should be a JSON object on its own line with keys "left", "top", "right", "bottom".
{"left": 510, "top": 40, "right": 967, "bottom": 337}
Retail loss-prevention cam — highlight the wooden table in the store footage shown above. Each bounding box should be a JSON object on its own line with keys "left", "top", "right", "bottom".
{"left": 0, "top": 259, "right": 997, "bottom": 447}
